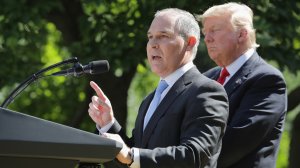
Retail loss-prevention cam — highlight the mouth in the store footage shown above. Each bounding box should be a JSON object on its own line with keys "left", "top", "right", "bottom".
{"left": 207, "top": 48, "right": 216, "bottom": 53}
{"left": 208, "top": 46, "right": 216, "bottom": 51}
{"left": 151, "top": 55, "right": 162, "bottom": 60}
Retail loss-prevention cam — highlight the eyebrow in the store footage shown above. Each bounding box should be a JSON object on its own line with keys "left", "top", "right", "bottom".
{"left": 202, "top": 25, "right": 219, "bottom": 34}
{"left": 147, "top": 30, "right": 173, "bottom": 36}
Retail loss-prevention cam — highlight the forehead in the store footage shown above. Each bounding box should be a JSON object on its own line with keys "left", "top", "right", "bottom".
{"left": 148, "top": 15, "right": 177, "bottom": 34}
{"left": 202, "top": 16, "right": 230, "bottom": 30}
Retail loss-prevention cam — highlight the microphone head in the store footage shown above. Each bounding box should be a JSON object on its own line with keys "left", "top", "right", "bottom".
{"left": 90, "top": 60, "right": 110, "bottom": 74}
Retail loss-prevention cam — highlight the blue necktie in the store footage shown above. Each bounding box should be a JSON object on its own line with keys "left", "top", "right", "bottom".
{"left": 143, "top": 80, "right": 168, "bottom": 130}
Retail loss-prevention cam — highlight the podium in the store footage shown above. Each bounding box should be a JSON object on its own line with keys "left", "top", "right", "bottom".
{"left": 0, "top": 108, "right": 122, "bottom": 168}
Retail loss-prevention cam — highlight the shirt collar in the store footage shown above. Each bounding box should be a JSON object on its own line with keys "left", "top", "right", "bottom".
{"left": 161, "top": 62, "right": 194, "bottom": 88}
{"left": 226, "top": 48, "right": 255, "bottom": 76}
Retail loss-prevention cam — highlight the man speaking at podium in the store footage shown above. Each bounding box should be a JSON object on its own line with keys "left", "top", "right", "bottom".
{"left": 88, "top": 8, "right": 229, "bottom": 168}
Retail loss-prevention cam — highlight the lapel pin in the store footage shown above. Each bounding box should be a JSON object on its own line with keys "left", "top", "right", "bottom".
{"left": 236, "top": 79, "right": 242, "bottom": 84}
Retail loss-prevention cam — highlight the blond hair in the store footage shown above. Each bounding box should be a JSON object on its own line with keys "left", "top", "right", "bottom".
{"left": 198, "top": 2, "right": 259, "bottom": 48}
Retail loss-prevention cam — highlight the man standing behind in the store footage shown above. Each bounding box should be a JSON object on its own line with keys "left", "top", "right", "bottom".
{"left": 88, "top": 8, "right": 229, "bottom": 168}
{"left": 198, "top": 2, "right": 287, "bottom": 168}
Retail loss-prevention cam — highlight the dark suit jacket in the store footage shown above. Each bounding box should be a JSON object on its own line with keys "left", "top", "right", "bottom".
{"left": 106, "top": 67, "right": 229, "bottom": 168}
{"left": 204, "top": 52, "right": 287, "bottom": 168}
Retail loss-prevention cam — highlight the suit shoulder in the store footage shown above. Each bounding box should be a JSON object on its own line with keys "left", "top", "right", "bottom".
{"left": 203, "top": 66, "right": 220, "bottom": 78}
{"left": 195, "top": 73, "right": 226, "bottom": 93}
{"left": 253, "top": 58, "right": 285, "bottom": 80}
{"left": 184, "top": 67, "right": 226, "bottom": 93}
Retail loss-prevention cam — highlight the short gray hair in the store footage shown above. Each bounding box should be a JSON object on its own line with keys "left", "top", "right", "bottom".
{"left": 155, "top": 8, "right": 201, "bottom": 59}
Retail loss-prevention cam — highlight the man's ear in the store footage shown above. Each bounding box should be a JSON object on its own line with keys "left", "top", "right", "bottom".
{"left": 238, "top": 29, "right": 248, "bottom": 43}
{"left": 188, "top": 36, "right": 197, "bottom": 47}
{"left": 186, "top": 36, "right": 196, "bottom": 51}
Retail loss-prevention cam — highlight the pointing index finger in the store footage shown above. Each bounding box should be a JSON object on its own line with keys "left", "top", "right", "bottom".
{"left": 90, "top": 81, "right": 107, "bottom": 102}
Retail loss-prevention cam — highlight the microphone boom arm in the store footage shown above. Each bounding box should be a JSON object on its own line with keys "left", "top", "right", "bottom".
{"left": 1, "top": 57, "right": 79, "bottom": 108}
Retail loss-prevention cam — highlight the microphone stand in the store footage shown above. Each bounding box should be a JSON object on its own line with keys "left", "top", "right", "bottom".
{"left": 1, "top": 57, "right": 79, "bottom": 109}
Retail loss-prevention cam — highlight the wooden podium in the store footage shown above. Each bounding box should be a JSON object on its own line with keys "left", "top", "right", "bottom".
{"left": 0, "top": 108, "right": 122, "bottom": 168}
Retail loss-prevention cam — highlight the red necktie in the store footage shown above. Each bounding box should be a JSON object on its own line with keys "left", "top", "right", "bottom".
{"left": 217, "top": 68, "right": 229, "bottom": 85}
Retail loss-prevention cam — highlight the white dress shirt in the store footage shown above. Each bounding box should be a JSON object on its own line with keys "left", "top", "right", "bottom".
{"left": 223, "top": 48, "right": 255, "bottom": 85}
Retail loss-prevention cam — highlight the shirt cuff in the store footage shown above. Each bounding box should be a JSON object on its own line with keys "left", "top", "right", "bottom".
{"left": 129, "top": 148, "right": 140, "bottom": 168}
{"left": 96, "top": 118, "right": 115, "bottom": 135}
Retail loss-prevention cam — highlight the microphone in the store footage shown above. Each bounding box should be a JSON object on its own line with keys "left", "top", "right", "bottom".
{"left": 51, "top": 60, "right": 109, "bottom": 77}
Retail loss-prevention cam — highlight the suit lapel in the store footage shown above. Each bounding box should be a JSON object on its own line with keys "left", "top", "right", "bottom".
{"left": 212, "top": 69, "right": 221, "bottom": 81}
{"left": 203, "top": 66, "right": 221, "bottom": 81}
{"left": 134, "top": 92, "right": 154, "bottom": 147}
{"left": 224, "top": 52, "right": 260, "bottom": 96}
{"left": 141, "top": 68, "right": 196, "bottom": 147}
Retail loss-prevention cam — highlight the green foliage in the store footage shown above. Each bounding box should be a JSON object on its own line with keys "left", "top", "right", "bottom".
{"left": 254, "top": 1, "right": 300, "bottom": 71}
{"left": 0, "top": 1, "right": 48, "bottom": 85}
{"left": 277, "top": 130, "right": 289, "bottom": 168}
{"left": 0, "top": 1, "right": 299, "bottom": 166}
{"left": 80, "top": 0, "right": 146, "bottom": 72}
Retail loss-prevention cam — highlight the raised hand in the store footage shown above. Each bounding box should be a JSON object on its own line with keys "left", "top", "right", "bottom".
{"left": 88, "top": 81, "right": 114, "bottom": 127}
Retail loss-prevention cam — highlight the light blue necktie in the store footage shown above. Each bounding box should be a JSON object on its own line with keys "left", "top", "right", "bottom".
{"left": 143, "top": 80, "right": 168, "bottom": 130}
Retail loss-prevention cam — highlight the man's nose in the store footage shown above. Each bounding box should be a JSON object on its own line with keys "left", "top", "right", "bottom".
{"left": 204, "top": 33, "right": 213, "bottom": 43}
{"left": 148, "top": 39, "right": 159, "bottom": 48}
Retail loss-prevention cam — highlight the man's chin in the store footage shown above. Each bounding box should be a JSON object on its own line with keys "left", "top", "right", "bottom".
{"left": 151, "top": 68, "right": 166, "bottom": 77}
{"left": 210, "top": 58, "right": 222, "bottom": 66}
